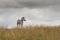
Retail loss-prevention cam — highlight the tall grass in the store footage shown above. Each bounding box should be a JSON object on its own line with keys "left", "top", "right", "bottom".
{"left": 0, "top": 25, "right": 60, "bottom": 40}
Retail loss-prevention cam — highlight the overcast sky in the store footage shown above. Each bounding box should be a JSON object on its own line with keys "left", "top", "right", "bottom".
{"left": 0, "top": 0, "right": 60, "bottom": 28}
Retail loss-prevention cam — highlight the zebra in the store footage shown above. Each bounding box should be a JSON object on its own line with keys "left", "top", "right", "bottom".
{"left": 17, "top": 17, "right": 26, "bottom": 28}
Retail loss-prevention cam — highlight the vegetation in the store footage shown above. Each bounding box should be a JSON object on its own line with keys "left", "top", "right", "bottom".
{"left": 0, "top": 25, "right": 60, "bottom": 40}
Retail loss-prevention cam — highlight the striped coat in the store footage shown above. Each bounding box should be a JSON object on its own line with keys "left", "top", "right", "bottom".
{"left": 17, "top": 17, "right": 26, "bottom": 27}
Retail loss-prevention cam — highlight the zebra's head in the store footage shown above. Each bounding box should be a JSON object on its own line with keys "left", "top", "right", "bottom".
{"left": 21, "top": 17, "right": 26, "bottom": 21}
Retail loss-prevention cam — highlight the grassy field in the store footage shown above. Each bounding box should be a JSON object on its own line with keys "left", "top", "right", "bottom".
{"left": 0, "top": 25, "right": 60, "bottom": 40}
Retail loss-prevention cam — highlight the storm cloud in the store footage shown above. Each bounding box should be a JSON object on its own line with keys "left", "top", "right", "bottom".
{"left": 0, "top": 0, "right": 60, "bottom": 8}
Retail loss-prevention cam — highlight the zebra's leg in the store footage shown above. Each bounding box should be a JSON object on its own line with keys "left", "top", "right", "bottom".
{"left": 21, "top": 23, "right": 23, "bottom": 28}
{"left": 19, "top": 24, "right": 20, "bottom": 28}
{"left": 17, "top": 23, "right": 19, "bottom": 28}
{"left": 17, "top": 23, "right": 18, "bottom": 27}
{"left": 17, "top": 23, "right": 20, "bottom": 28}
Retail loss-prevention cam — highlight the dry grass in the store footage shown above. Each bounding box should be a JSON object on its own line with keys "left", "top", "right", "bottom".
{"left": 0, "top": 25, "right": 60, "bottom": 40}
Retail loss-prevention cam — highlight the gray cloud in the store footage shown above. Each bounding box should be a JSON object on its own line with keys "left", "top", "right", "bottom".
{"left": 49, "top": 5, "right": 60, "bottom": 12}
{"left": 0, "top": 0, "right": 60, "bottom": 8}
{"left": 0, "top": 0, "right": 60, "bottom": 13}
